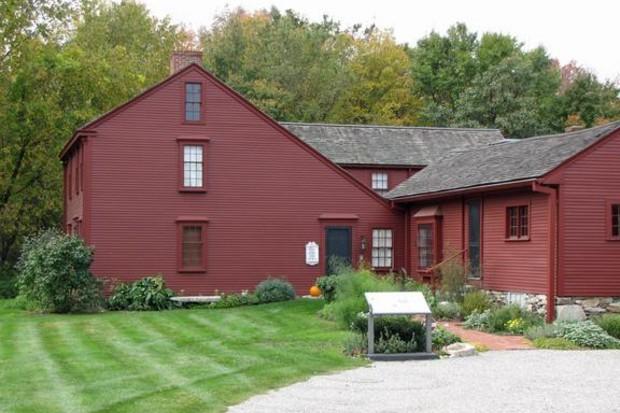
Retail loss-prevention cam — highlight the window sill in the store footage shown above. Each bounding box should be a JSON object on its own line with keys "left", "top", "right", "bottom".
{"left": 179, "top": 188, "right": 207, "bottom": 193}
{"left": 183, "top": 120, "right": 206, "bottom": 126}
{"left": 178, "top": 268, "right": 206, "bottom": 274}
{"left": 606, "top": 237, "right": 620, "bottom": 241}
{"left": 504, "top": 237, "right": 530, "bottom": 242}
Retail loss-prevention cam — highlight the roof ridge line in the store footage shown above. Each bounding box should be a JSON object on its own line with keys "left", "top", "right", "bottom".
{"left": 280, "top": 121, "right": 501, "bottom": 132}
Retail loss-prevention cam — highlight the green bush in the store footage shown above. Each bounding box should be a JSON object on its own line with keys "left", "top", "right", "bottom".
{"left": 321, "top": 269, "right": 397, "bottom": 328}
{"left": 593, "top": 314, "right": 620, "bottom": 339}
{"left": 525, "top": 323, "right": 561, "bottom": 341}
{"left": 433, "top": 301, "right": 461, "bottom": 320}
{"left": 351, "top": 315, "right": 425, "bottom": 349}
{"left": 432, "top": 326, "right": 462, "bottom": 350}
{"left": 462, "top": 309, "right": 492, "bottom": 330}
{"left": 343, "top": 332, "right": 367, "bottom": 357}
{"left": 555, "top": 321, "right": 620, "bottom": 349}
{"left": 487, "top": 305, "right": 543, "bottom": 333}
{"left": 375, "top": 332, "right": 418, "bottom": 354}
{"left": 350, "top": 314, "right": 426, "bottom": 353}
{"left": 463, "top": 305, "right": 542, "bottom": 334}
{"left": 316, "top": 275, "right": 340, "bottom": 303}
{"left": 108, "top": 276, "right": 175, "bottom": 311}
{"left": 254, "top": 277, "right": 295, "bottom": 303}
{"left": 402, "top": 277, "right": 437, "bottom": 309}
{"left": 461, "top": 290, "right": 491, "bottom": 317}
{"left": 211, "top": 292, "right": 259, "bottom": 309}
{"left": 17, "top": 229, "right": 103, "bottom": 313}
{"left": 533, "top": 337, "right": 581, "bottom": 350}
{"left": 0, "top": 272, "right": 18, "bottom": 299}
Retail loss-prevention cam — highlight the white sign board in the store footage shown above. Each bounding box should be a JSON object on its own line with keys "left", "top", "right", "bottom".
{"left": 365, "top": 292, "right": 431, "bottom": 315}
{"left": 305, "top": 242, "right": 319, "bottom": 266}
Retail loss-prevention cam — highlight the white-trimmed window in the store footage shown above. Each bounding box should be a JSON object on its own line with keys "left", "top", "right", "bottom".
{"left": 183, "top": 145, "right": 203, "bottom": 187}
{"left": 372, "top": 172, "right": 388, "bottom": 193}
{"left": 372, "top": 229, "right": 393, "bottom": 268}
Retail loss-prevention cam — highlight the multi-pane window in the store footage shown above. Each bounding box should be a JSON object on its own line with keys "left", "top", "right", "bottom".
{"left": 183, "top": 145, "right": 203, "bottom": 187}
{"left": 507, "top": 206, "right": 529, "bottom": 239}
{"left": 185, "top": 83, "right": 202, "bottom": 121}
{"left": 371, "top": 173, "right": 388, "bottom": 193}
{"left": 182, "top": 225, "right": 204, "bottom": 269}
{"left": 612, "top": 204, "right": 620, "bottom": 238}
{"left": 417, "top": 224, "right": 433, "bottom": 269}
{"left": 372, "top": 229, "right": 393, "bottom": 268}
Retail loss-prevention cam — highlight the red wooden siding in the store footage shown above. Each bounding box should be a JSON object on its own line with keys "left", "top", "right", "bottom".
{"left": 481, "top": 191, "right": 548, "bottom": 293}
{"left": 554, "top": 130, "right": 620, "bottom": 296}
{"left": 76, "top": 66, "right": 403, "bottom": 294}
{"left": 343, "top": 167, "right": 419, "bottom": 193}
{"left": 440, "top": 199, "right": 463, "bottom": 253}
{"left": 406, "top": 190, "right": 548, "bottom": 294}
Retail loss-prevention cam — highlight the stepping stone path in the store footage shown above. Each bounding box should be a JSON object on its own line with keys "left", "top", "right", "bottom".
{"left": 442, "top": 322, "right": 533, "bottom": 350}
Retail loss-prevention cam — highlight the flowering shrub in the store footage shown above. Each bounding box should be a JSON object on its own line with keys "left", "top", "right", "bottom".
{"left": 505, "top": 317, "right": 526, "bottom": 334}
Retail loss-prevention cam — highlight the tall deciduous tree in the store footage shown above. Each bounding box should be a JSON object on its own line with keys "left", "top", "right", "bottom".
{"left": 201, "top": 7, "right": 355, "bottom": 122}
{"left": 329, "top": 30, "right": 421, "bottom": 125}
{"left": 0, "top": 0, "right": 189, "bottom": 273}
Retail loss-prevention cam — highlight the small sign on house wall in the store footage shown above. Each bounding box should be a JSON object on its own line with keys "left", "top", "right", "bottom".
{"left": 305, "top": 242, "right": 319, "bottom": 266}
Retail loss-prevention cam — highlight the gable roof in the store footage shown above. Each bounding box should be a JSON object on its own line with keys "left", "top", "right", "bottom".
{"left": 60, "top": 63, "right": 395, "bottom": 209}
{"left": 387, "top": 121, "right": 620, "bottom": 200}
{"left": 281, "top": 122, "right": 504, "bottom": 167}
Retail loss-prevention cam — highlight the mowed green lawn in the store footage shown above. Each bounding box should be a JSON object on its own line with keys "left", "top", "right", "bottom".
{"left": 0, "top": 299, "right": 364, "bottom": 413}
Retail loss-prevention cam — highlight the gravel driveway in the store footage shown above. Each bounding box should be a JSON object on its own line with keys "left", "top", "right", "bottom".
{"left": 228, "top": 350, "right": 620, "bottom": 413}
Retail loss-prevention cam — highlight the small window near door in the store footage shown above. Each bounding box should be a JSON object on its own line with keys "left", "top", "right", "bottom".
{"left": 372, "top": 229, "right": 393, "bottom": 268}
{"left": 371, "top": 173, "right": 388, "bottom": 193}
{"left": 611, "top": 204, "right": 620, "bottom": 239}
{"left": 417, "top": 224, "right": 433, "bottom": 269}
{"left": 506, "top": 205, "right": 529, "bottom": 240}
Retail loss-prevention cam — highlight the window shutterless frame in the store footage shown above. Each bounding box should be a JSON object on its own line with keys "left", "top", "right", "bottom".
{"left": 606, "top": 200, "right": 620, "bottom": 241}
{"left": 505, "top": 204, "right": 530, "bottom": 241}
{"left": 371, "top": 228, "right": 393, "bottom": 269}
{"left": 176, "top": 217, "right": 209, "bottom": 273}
{"left": 371, "top": 172, "right": 389, "bottom": 192}
{"left": 177, "top": 137, "right": 209, "bottom": 192}
{"left": 182, "top": 82, "right": 206, "bottom": 124}
{"left": 416, "top": 223, "right": 434, "bottom": 270}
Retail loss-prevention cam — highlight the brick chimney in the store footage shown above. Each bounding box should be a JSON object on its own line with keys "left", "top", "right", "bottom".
{"left": 170, "top": 51, "right": 203, "bottom": 75}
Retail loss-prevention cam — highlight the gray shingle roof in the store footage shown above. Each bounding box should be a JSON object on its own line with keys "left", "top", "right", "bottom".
{"left": 387, "top": 121, "right": 620, "bottom": 200}
{"left": 281, "top": 122, "right": 504, "bottom": 166}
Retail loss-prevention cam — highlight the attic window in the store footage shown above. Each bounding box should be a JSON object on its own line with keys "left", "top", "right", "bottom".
{"left": 185, "top": 83, "right": 202, "bottom": 121}
{"left": 372, "top": 173, "right": 388, "bottom": 193}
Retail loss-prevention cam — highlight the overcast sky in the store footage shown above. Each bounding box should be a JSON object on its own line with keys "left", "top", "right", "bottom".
{"left": 138, "top": 0, "right": 619, "bottom": 82}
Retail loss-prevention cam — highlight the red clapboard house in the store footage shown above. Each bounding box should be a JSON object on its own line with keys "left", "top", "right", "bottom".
{"left": 60, "top": 52, "right": 620, "bottom": 318}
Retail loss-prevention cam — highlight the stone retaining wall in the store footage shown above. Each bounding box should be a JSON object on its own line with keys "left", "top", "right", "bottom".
{"left": 484, "top": 290, "right": 620, "bottom": 318}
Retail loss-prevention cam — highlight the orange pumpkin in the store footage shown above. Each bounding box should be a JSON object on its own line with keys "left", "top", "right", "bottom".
{"left": 309, "top": 285, "right": 321, "bottom": 297}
